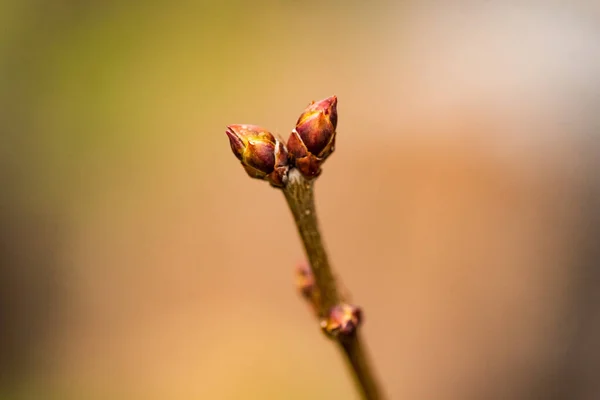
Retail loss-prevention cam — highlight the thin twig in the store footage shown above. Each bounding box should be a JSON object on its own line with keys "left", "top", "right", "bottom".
{"left": 339, "top": 334, "right": 383, "bottom": 400}
{"left": 283, "top": 169, "right": 385, "bottom": 400}
{"left": 283, "top": 170, "right": 340, "bottom": 316}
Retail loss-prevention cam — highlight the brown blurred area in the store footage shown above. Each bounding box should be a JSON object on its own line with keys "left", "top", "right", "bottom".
{"left": 1, "top": 1, "right": 599, "bottom": 399}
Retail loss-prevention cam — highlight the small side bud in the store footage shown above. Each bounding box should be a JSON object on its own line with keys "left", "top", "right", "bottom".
{"left": 270, "top": 140, "right": 289, "bottom": 187}
{"left": 295, "top": 261, "right": 320, "bottom": 316}
{"left": 225, "top": 124, "right": 289, "bottom": 187}
{"left": 321, "top": 303, "right": 362, "bottom": 337}
{"left": 287, "top": 95, "right": 338, "bottom": 178}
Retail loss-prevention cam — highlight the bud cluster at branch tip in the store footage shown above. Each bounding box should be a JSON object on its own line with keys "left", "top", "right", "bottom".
{"left": 321, "top": 303, "right": 362, "bottom": 337}
{"left": 287, "top": 95, "right": 338, "bottom": 178}
{"left": 225, "top": 124, "right": 289, "bottom": 187}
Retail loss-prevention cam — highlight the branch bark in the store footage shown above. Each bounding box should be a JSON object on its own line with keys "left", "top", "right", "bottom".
{"left": 283, "top": 169, "right": 385, "bottom": 400}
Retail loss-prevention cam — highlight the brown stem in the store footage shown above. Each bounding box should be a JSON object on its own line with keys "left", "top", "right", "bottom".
{"left": 283, "top": 169, "right": 385, "bottom": 400}
{"left": 283, "top": 170, "right": 340, "bottom": 315}
{"left": 339, "top": 334, "right": 383, "bottom": 400}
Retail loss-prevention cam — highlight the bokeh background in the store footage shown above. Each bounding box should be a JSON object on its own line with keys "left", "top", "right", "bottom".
{"left": 1, "top": 1, "right": 599, "bottom": 399}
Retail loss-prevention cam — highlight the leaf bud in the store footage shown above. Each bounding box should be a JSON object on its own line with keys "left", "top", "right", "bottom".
{"left": 287, "top": 95, "right": 338, "bottom": 178}
{"left": 225, "top": 124, "right": 289, "bottom": 187}
{"left": 320, "top": 303, "right": 362, "bottom": 337}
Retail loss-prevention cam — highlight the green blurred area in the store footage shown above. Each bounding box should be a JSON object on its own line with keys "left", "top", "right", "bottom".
{"left": 2, "top": 1, "right": 276, "bottom": 207}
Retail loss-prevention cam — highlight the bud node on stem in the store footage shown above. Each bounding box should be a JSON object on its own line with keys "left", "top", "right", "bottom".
{"left": 321, "top": 303, "right": 363, "bottom": 337}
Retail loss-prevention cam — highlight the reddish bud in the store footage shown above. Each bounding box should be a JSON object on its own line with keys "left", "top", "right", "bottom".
{"left": 226, "top": 124, "right": 289, "bottom": 187}
{"left": 287, "top": 96, "right": 338, "bottom": 178}
{"left": 321, "top": 303, "right": 362, "bottom": 337}
{"left": 296, "top": 96, "right": 337, "bottom": 156}
{"left": 295, "top": 261, "right": 315, "bottom": 298}
{"left": 295, "top": 261, "right": 320, "bottom": 316}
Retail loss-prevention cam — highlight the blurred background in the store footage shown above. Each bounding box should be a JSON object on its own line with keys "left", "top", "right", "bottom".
{"left": 1, "top": 1, "right": 599, "bottom": 399}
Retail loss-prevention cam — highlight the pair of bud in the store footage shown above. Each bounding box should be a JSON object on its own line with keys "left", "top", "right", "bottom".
{"left": 225, "top": 96, "right": 338, "bottom": 185}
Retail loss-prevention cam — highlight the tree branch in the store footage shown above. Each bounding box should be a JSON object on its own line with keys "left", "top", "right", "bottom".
{"left": 283, "top": 169, "right": 385, "bottom": 400}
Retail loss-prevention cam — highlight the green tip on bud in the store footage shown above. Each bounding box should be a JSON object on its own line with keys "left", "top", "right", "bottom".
{"left": 226, "top": 124, "right": 289, "bottom": 187}
{"left": 321, "top": 303, "right": 362, "bottom": 337}
{"left": 287, "top": 95, "right": 338, "bottom": 178}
